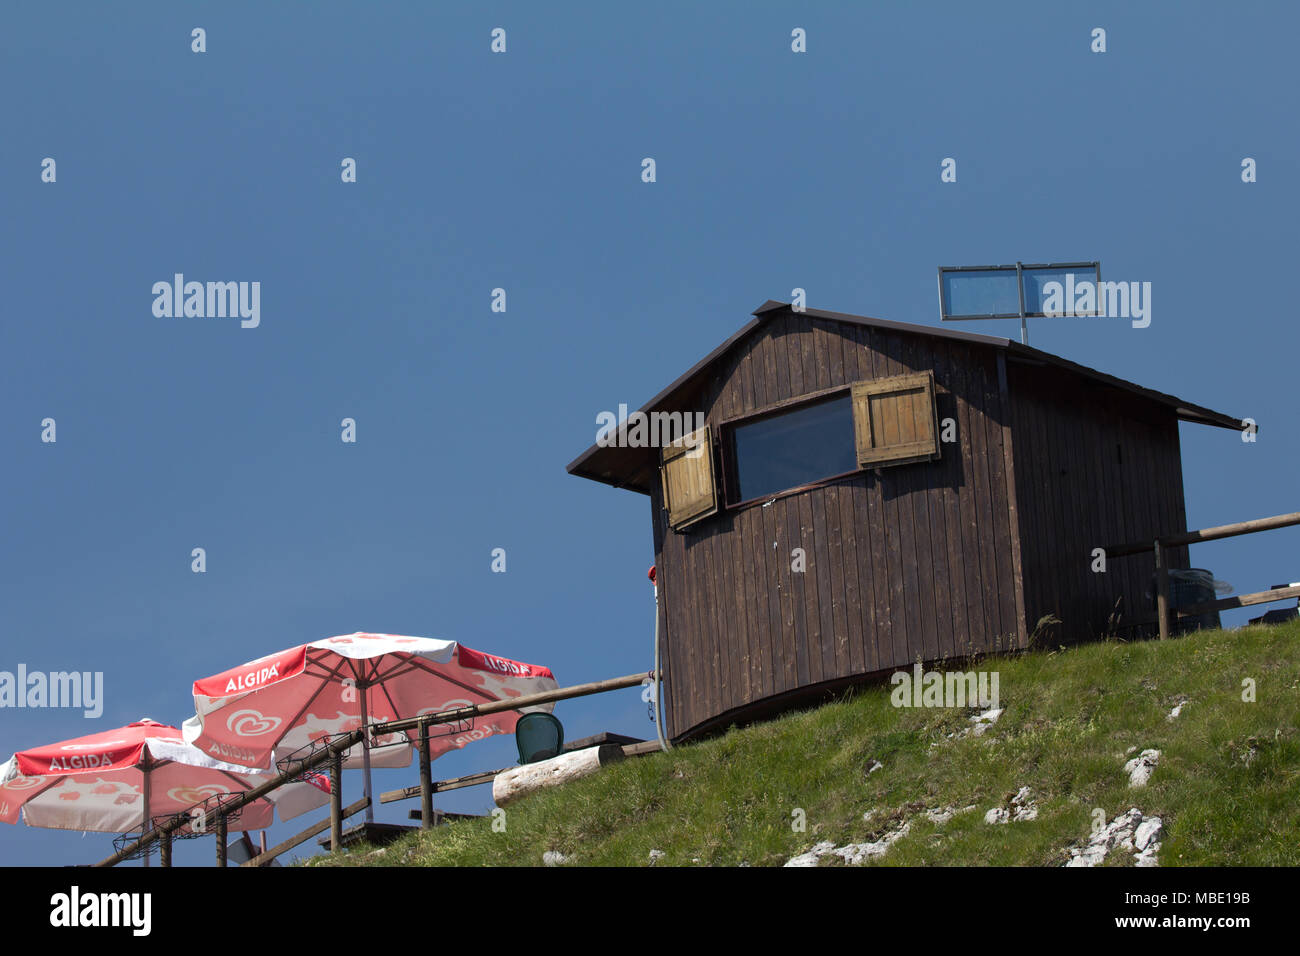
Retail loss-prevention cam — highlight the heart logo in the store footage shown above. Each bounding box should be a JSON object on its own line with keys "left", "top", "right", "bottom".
{"left": 227, "top": 709, "right": 282, "bottom": 737}
{"left": 167, "top": 784, "right": 228, "bottom": 805}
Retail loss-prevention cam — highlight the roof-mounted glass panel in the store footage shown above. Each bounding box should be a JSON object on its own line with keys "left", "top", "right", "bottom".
{"left": 937, "top": 261, "right": 1102, "bottom": 343}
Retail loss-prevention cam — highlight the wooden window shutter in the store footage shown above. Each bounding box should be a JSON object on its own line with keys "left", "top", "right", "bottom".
{"left": 660, "top": 425, "right": 718, "bottom": 531}
{"left": 851, "top": 371, "right": 940, "bottom": 467}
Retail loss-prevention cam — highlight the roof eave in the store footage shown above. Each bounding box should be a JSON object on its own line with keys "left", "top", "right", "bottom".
{"left": 566, "top": 301, "right": 1247, "bottom": 492}
{"left": 1005, "top": 341, "right": 1246, "bottom": 431}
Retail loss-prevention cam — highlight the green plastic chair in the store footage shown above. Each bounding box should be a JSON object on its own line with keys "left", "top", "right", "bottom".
{"left": 515, "top": 712, "right": 564, "bottom": 764}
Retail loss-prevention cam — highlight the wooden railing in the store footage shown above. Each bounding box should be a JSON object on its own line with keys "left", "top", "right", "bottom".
{"left": 94, "top": 670, "right": 658, "bottom": 868}
{"left": 1104, "top": 510, "right": 1300, "bottom": 640}
{"left": 240, "top": 797, "right": 371, "bottom": 867}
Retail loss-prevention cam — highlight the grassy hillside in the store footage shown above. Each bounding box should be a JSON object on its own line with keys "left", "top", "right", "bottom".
{"left": 305, "top": 621, "right": 1300, "bottom": 867}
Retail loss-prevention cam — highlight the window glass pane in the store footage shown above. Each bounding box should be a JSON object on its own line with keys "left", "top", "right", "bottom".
{"left": 940, "top": 269, "right": 1021, "bottom": 318}
{"left": 732, "top": 394, "right": 856, "bottom": 502}
{"left": 1022, "top": 265, "right": 1099, "bottom": 316}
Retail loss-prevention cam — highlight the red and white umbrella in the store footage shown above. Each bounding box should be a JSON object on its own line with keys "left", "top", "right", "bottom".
{"left": 0, "top": 718, "right": 330, "bottom": 859}
{"left": 183, "top": 632, "right": 557, "bottom": 822}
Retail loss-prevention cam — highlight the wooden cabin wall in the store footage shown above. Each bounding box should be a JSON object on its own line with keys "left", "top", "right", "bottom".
{"left": 1005, "top": 361, "right": 1189, "bottom": 646}
{"left": 651, "top": 313, "right": 1026, "bottom": 739}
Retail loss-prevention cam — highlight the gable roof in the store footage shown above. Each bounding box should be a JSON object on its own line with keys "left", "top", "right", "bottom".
{"left": 566, "top": 300, "right": 1245, "bottom": 494}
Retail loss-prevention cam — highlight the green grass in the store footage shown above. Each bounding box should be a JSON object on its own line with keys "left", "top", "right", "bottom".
{"left": 304, "top": 621, "right": 1300, "bottom": 867}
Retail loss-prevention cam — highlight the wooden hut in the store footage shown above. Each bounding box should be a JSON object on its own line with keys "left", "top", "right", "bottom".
{"left": 567, "top": 301, "right": 1243, "bottom": 740}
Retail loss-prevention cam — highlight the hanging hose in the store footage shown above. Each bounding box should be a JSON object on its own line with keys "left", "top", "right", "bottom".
{"left": 650, "top": 566, "right": 672, "bottom": 752}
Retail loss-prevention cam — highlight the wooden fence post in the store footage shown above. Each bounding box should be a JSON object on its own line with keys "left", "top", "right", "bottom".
{"left": 1154, "top": 538, "right": 1170, "bottom": 640}
{"left": 215, "top": 814, "right": 228, "bottom": 868}
{"left": 330, "top": 752, "right": 343, "bottom": 852}
{"left": 418, "top": 719, "right": 433, "bottom": 829}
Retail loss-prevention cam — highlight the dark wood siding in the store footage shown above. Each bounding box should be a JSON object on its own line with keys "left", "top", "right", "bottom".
{"left": 1006, "top": 361, "right": 1189, "bottom": 646}
{"left": 653, "top": 314, "right": 1023, "bottom": 739}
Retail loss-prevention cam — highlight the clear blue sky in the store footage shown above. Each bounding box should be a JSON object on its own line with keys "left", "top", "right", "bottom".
{"left": 2, "top": 2, "right": 1296, "bottom": 866}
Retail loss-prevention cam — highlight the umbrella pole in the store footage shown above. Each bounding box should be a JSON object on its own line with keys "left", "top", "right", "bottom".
{"left": 330, "top": 752, "right": 343, "bottom": 851}
{"left": 418, "top": 721, "right": 433, "bottom": 829}
{"left": 360, "top": 683, "right": 375, "bottom": 825}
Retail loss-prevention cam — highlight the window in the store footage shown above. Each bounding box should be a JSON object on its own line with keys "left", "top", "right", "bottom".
{"left": 728, "top": 393, "right": 857, "bottom": 504}
{"left": 658, "top": 371, "right": 940, "bottom": 531}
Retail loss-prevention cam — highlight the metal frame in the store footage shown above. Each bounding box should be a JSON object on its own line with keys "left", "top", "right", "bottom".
{"left": 937, "top": 261, "right": 1102, "bottom": 344}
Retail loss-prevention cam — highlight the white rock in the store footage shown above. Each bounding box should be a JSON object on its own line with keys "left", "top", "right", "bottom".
{"left": 867, "top": 760, "right": 883, "bottom": 774}
{"left": 1134, "top": 817, "right": 1163, "bottom": 852}
{"left": 969, "top": 708, "right": 1004, "bottom": 736}
{"left": 785, "top": 821, "right": 911, "bottom": 867}
{"left": 1108, "top": 808, "right": 1142, "bottom": 851}
{"left": 1124, "top": 749, "right": 1161, "bottom": 788}
{"left": 542, "top": 850, "right": 568, "bottom": 866}
{"left": 1167, "top": 700, "right": 1187, "bottom": 721}
{"left": 987, "top": 788, "right": 1037, "bottom": 823}
{"left": 835, "top": 821, "right": 911, "bottom": 864}
{"left": 1134, "top": 843, "right": 1162, "bottom": 867}
{"left": 648, "top": 849, "right": 665, "bottom": 864}
{"left": 1067, "top": 807, "right": 1152, "bottom": 866}
{"left": 784, "top": 841, "right": 836, "bottom": 867}
{"left": 1066, "top": 847, "right": 1107, "bottom": 867}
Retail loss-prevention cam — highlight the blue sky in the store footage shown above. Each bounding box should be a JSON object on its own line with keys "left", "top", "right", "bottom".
{"left": 2, "top": 2, "right": 1296, "bottom": 866}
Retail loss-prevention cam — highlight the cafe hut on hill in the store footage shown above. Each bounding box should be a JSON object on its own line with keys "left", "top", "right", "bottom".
{"left": 567, "top": 300, "right": 1244, "bottom": 740}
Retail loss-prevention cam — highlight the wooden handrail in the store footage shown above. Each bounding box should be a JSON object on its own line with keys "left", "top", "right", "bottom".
{"left": 94, "top": 669, "right": 658, "bottom": 866}
{"left": 1104, "top": 510, "right": 1300, "bottom": 557}
{"left": 372, "top": 672, "right": 654, "bottom": 737}
{"left": 242, "top": 797, "right": 370, "bottom": 867}
{"left": 1173, "top": 583, "right": 1300, "bottom": 618}
{"left": 379, "top": 767, "right": 510, "bottom": 805}
{"left": 93, "top": 733, "right": 362, "bottom": 867}
{"left": 1099, "top": 509, "right": 1300, "bottom": 640}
